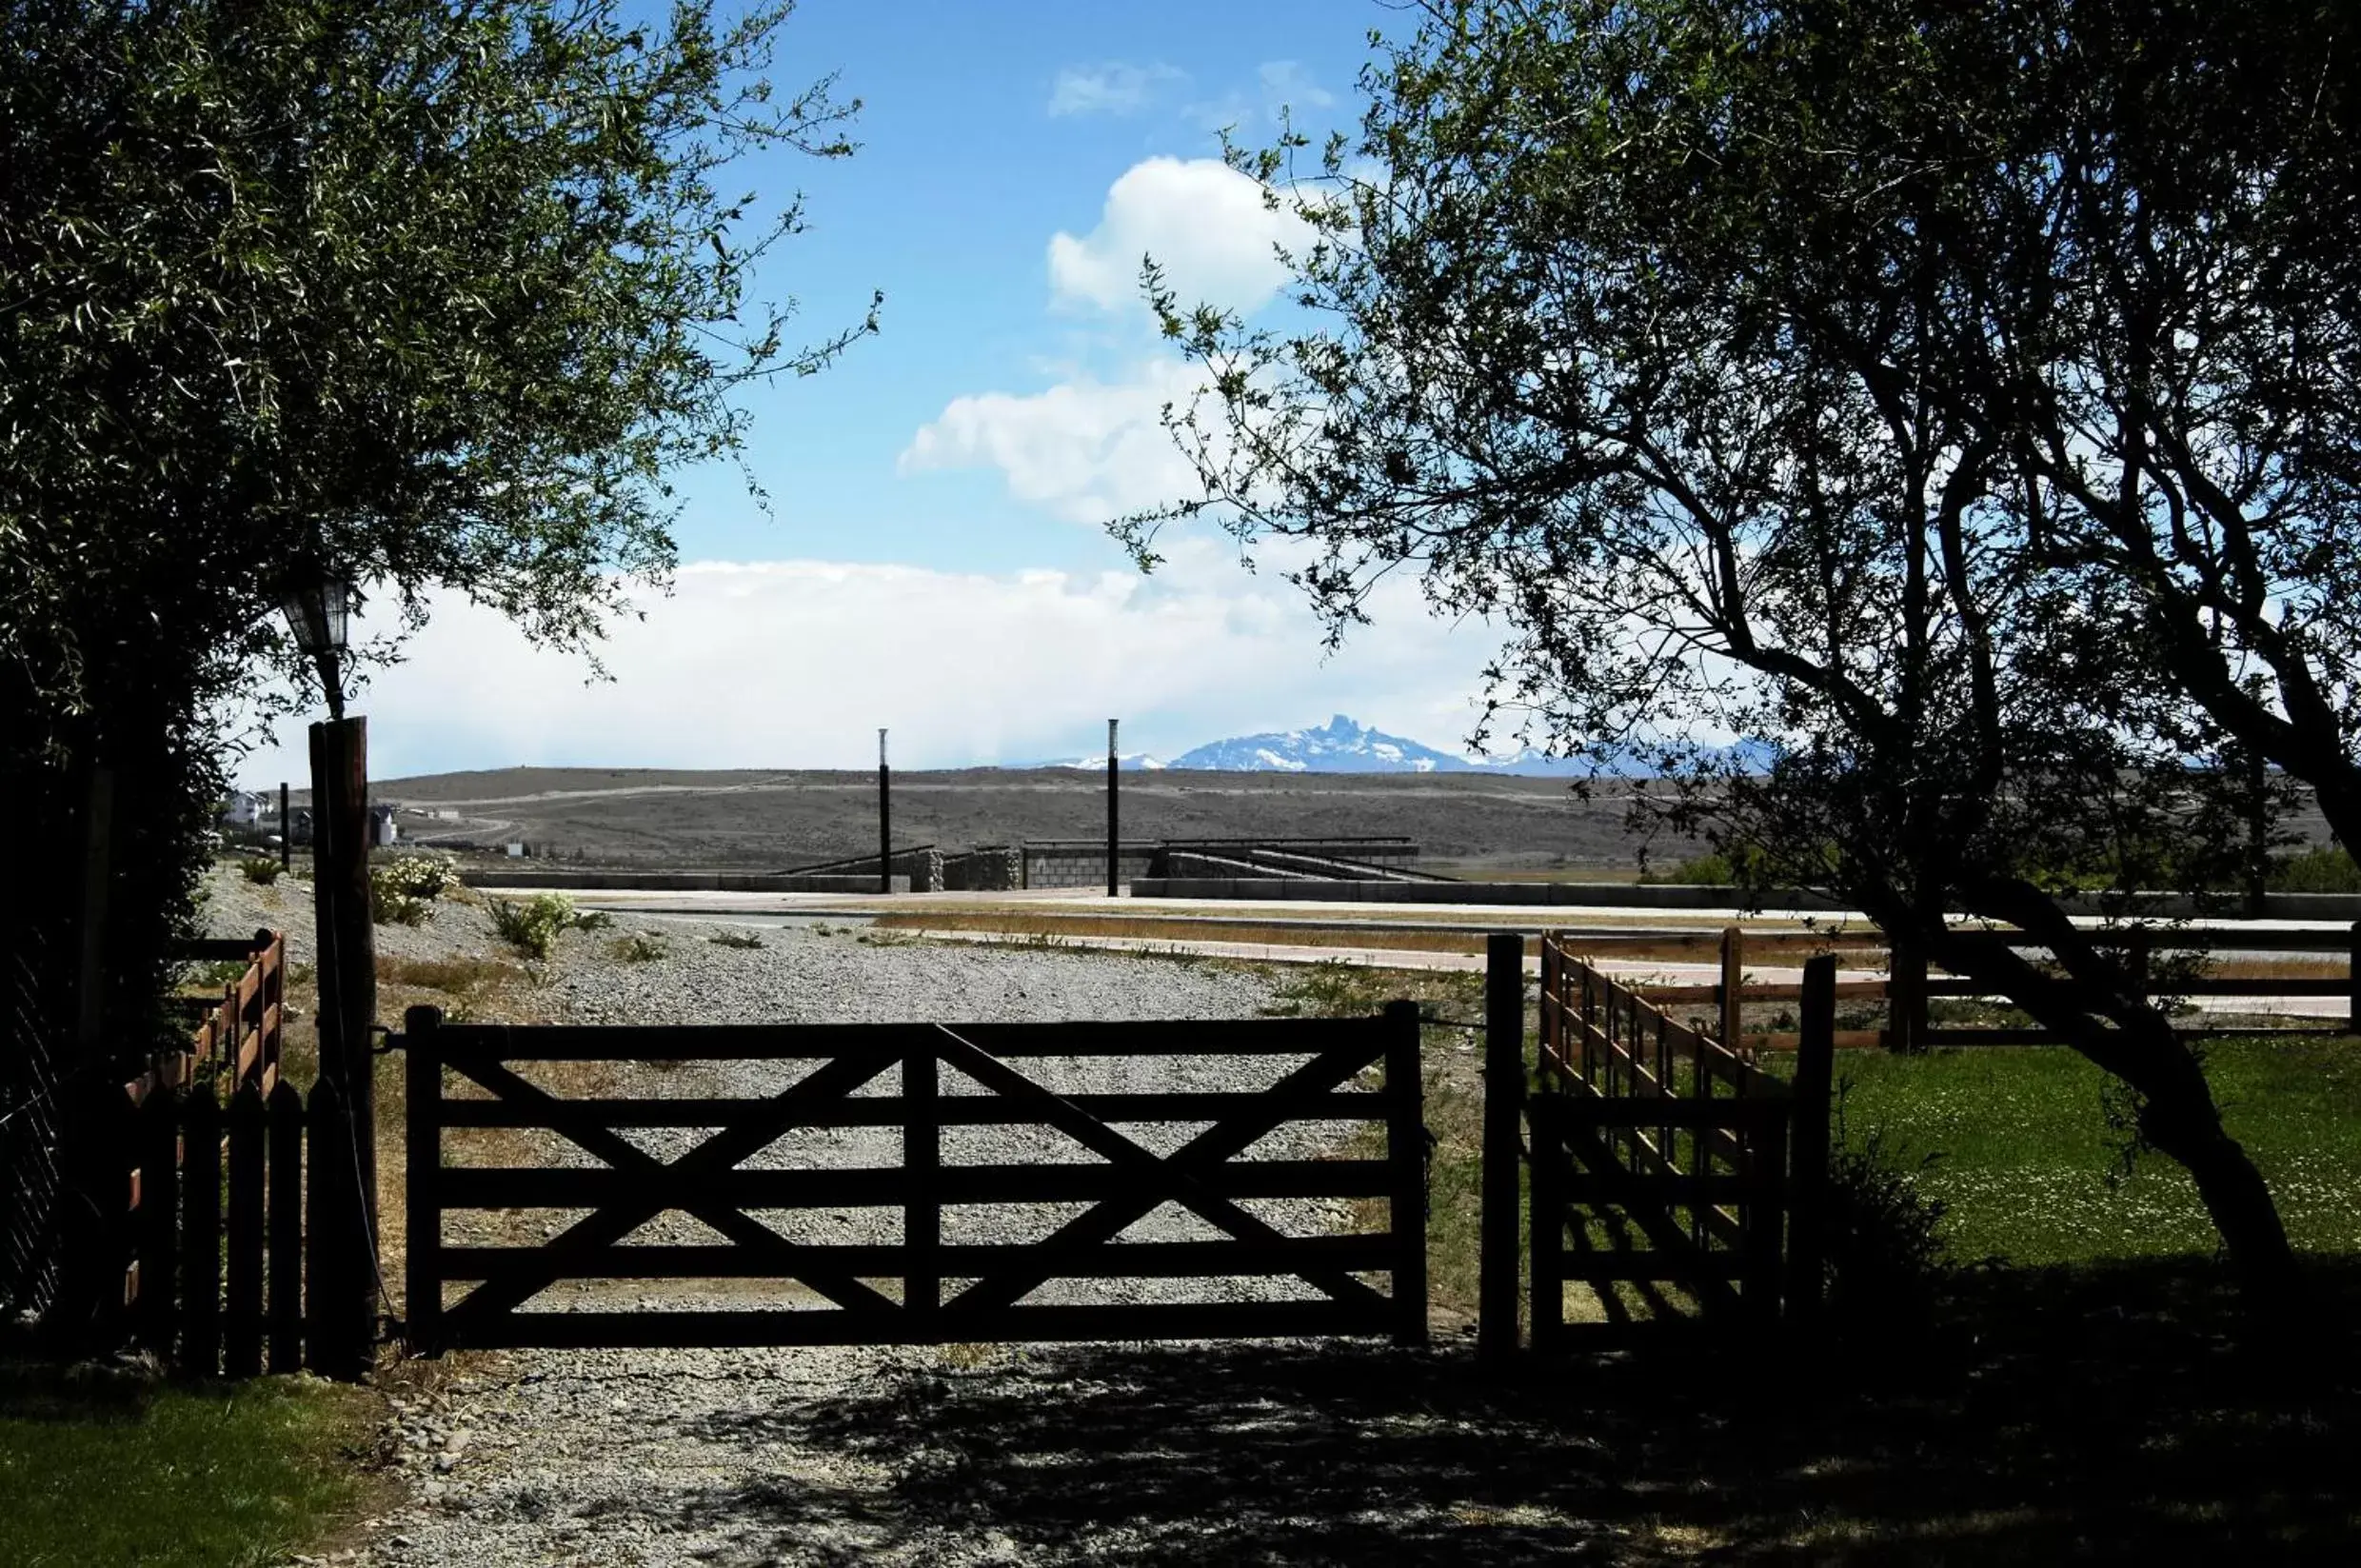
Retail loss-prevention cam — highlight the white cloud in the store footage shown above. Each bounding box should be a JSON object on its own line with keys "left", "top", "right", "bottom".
{"left": 900, "top": 359, "right": 1205, "bottom": 523}
{"left": 1048, "top": 61, "right": 1184, "bottom": 117}
{"left": 229, "top": 547, "right": 1502, "bottom": 784}
{"left": 1046, "top": 156, "right": 1311, "bottom": 317}
{"left": 1185, "top": 59, "right": 1339, "bottom": 136}
{"left": 1256, "top": 61, "right": 1336, "bottom": 111}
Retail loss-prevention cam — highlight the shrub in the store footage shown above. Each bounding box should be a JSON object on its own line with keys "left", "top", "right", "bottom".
{"left": 368, "top": 854, "right": 456, "bottom": 925}
{"left": 612, "top": 932, "right": 669, "bottom": 963}
{"left": 1815, "top": 1083, "right": 1955, "bottom": 1326}
{"left": 2267, "top": 844, "right": 2361, "bottom": 894}
{"left": 239, "top": 858, "right": 281, "bottom": 885}
{"left": 707, "top": 929, "right": 764, "bottom": 950}
{"left": 488, "top": 893, "right": 576, "bottom": 960}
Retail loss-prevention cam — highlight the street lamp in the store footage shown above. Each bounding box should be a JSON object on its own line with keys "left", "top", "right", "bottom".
{"left": 280, "top": 570, "right": 355, "bottom": 720}
{"left": 284, "top": 563, "right": 375, "bottom": 1377}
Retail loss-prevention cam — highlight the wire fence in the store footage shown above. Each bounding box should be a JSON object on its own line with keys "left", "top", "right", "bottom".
{"left": 0, "top": 923, "right": 65, "bottom": 1322}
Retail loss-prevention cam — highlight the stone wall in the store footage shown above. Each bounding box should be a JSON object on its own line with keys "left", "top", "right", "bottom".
{"left": 942, "top": 844, "right": 1023, "bottom": 891}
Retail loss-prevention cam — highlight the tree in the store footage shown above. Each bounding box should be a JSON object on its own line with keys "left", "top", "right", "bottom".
{"left": 0, "top": 0, "right": 870, "bottom": 1320}
{"left": 1124, "top": 0, "right": 2350, "bottom": 1294}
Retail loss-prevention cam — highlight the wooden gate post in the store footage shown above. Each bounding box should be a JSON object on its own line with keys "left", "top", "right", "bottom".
{"left": 404, "top": 1006, "right": 444, "bottom": 1357}
{"left": 1528, "top": 1098, "right": 1564, "bottom": 1355}
{"left": 1384, "top": 999, "right": 1427, "bottom": 1346}
{"left": 1478, "top": 933, "right": 1525, "bottom": 1364}
{"left": 308, "top": 716, "right": 378, "bottom": 1367}
{"left": 1785, "top": 956, "right": 1836, "bottom": 1323}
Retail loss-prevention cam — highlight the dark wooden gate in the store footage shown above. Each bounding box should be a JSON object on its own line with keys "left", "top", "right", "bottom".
{"left": 1523, "top": 937, "right": 1820, "bottom": 1341}
{"left": 403, "top": 1003, "right": 1425, "bottom": 1351}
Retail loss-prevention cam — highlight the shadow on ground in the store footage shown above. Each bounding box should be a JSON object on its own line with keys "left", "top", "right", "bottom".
{"left": 672, "top": 1260, "right": 2361, "bottom": 1565}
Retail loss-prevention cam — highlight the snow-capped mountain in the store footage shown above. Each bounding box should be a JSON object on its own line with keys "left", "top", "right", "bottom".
{"left": 1033, "top": 752, "right": 1169, "bottom": 771}
{"left": 1166, "top": 715, "right": 1498, "bottom": 775}
{"left": 1020, "top": 716, "right": 1761, "bottom": 776}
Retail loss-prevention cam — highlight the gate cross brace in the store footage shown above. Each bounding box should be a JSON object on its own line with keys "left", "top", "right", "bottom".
{"left": 931, "top": 1027, "right": 1393, "bottom": 1316}
{"left": 437, "top": 1044, "right": 903, "bottom": 1340}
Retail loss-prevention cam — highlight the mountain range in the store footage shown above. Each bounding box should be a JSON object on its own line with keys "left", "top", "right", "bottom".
{"left": 1038, "top": 714, "right": 1609, "bottom": 777}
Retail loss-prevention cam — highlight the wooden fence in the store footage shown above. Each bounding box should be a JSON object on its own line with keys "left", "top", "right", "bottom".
{"left": 148, "top": 926, "right": 287, "bottom": 1100}
{"left": 1587, "top": 923, "right": 2359, "bottom": 1052}
{"left": 1513, "top": 937, "right": 1832, "bottom": 1343}
{"left": 86, "top": 930, "right": 366, "bottom": 1376}
{"left": 129, "top": 1077, "right": 359, "bottom": 1377}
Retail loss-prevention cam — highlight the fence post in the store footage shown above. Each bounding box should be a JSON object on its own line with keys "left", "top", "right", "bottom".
{"left": 1885, "top": 934, "right": 1928, "bottom": 1054}
{"left": 184, "top": 1082, "right": 221, "bottom": 1378}
{"left": 1478, "top": 933, "right": 1525, "bottom": 1364}
{"left": 405, "top": 1006, "right": 442, "bottom": 1357}
{"left": 903, "top": 1036, "right": 940, "bottom": 1339}
{"left": 2349, "top": 923, "right": 2358, "bottom": 1035}
{"left": 1528, "top": 1098, "right": 1563, "bottom": 1354}
{"left": 1384, "top": 999, "right": 1427, "bottom": 1346}
{"left": 1786, "top": 955, "right": 1835, "bottom": 1324}
{"left": 226, "top": 1084, "right": 265, "bottom": 1378}
{"left": 306, "top": 1078, "right": 365, "bottom": 1379}
{"left": 1719, "top": 926, "right": 1745, "bottom": 1054}
{"left": 268, "top": 1081, "right": 305, "bottom": 1372}
{"left": 135, "top": 1088, "right": 179, "bottom": 1355}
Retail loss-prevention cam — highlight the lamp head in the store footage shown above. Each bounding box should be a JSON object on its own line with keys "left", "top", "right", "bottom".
{"left": 280, "top": 569, "right": 354, "bottom": 658}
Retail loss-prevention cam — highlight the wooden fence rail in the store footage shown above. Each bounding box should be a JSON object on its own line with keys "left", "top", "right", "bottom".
{"left": 1611, "top": 923, "right": 2359, "bottom": 1052}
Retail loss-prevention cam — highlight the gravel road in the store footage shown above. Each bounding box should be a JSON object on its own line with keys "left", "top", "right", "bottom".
{"left": 195, "top": 876, "right": 1525, "bottom": 1566}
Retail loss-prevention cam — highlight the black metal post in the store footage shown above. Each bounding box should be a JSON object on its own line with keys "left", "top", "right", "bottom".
{"left": 1106, "top": 718, "right": 1120, "bottom": 898}
{"left": 308, "top": 715, "right": 376, "bottom": 1377}
{"left": 279, "top": 781, "right": 291, "bottom": 869}
{"left": 878, "top": 728, "right": 891, "bottom": 896}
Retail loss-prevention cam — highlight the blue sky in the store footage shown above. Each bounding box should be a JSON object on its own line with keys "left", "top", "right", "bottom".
{"left": 240, "top": 0, "right": 1519, "bottom": 784}
{"left": 667, "top": 0, "right": 1375, "bottom": 571}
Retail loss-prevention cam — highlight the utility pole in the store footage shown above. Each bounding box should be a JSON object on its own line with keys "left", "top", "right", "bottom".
{"left": 878, "top": 728, "right": 891, "bottom": 896}
{"left": 1106, "top": 718, "right": 1121, "bottom": 898}
{"left": 279, "top": 781, "right": 291, "bottom": 870}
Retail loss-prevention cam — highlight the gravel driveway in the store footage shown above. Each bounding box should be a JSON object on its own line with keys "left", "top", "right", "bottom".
{"left": 208, "top": 883, "right": 1508, "bottom": 1566}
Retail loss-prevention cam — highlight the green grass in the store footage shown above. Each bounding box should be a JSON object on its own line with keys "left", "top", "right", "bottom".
{"left": 1787, "top": 1037, "right": 2361, "bottom": 1266}
{"left": 0, "top": 1363, "right": 381, "bottom": 1567}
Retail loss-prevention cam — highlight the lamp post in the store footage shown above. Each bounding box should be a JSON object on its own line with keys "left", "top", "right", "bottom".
{"left": 283, "top": 569, "right": 376, "bottom": 1377}
{"left": 1106, "top": 719, "right": 1120, "bottom": 898}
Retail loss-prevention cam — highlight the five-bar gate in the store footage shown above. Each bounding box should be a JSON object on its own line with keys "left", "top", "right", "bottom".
{"left": 403, "top": 1004, "right": 1426, "bottom": 1351}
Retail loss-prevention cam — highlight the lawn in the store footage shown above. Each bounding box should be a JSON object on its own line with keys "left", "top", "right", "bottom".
{"left": 0, "top": 1361, "right": 383, "bottom": 1568}
{"left": 1805, "top": 1036, "right": 2361, "bottom": 1266}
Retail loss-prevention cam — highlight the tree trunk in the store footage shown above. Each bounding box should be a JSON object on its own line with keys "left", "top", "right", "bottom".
{"left": 1929, "top": 886, "right": 2300, "bottom": 1306}
{"left": 2138, "top": 1097, "right": 2297, "bottom": 1301}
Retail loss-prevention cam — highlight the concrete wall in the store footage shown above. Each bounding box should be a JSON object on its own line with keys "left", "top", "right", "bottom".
{"left": 1021, "top": 841, "right": 1161, "bottom": 889}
